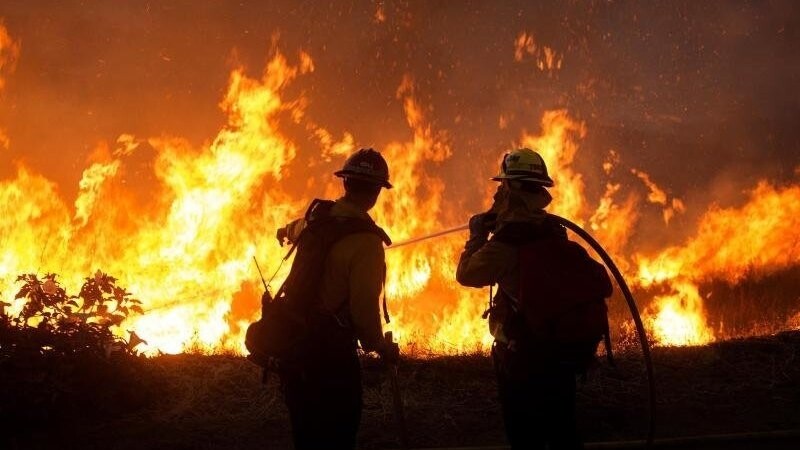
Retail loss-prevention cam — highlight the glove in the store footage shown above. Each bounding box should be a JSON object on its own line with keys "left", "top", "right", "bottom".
{"left": 276, "top": 226, "right": 289, "bottom": 246}
{"left": 468, "top": 212, "right": 497, "bottom": 239}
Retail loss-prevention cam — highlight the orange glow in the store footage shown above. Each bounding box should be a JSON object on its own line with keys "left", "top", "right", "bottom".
{"left": 0, "top": 22, "right": 19, "bottom": 151}
{"left": 631, "top": 169, "right": 686, "bottom": 224}
{"left": 644, "top": 282, "right": 714, "bottom": 346}
{"left": 1, "top": 25, "right": 799, "bottom": 356}
{"left": 635, "top": 181, "right": 800, "bottom": 344}
{"left": 514, "top": 31, "right": 563, "bottom": 75}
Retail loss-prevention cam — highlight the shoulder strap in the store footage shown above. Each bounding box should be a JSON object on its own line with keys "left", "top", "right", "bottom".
{"left": 491, "top": 217, "right": 566, "bottom": 247}
{"left": 275, "top": 199, "right": 393, "bottom": 322}
{"left": 304, "top": 198, "right": 391, "bottom": 245}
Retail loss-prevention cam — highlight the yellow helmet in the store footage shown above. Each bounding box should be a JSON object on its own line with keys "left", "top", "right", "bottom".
{"left": 492, "top": 148, "right": 554, "bottom": 187}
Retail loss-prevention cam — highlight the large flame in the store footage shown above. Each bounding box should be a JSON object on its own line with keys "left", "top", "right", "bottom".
{"left": 2, "top": 21, "right": 800, "bottom": 354}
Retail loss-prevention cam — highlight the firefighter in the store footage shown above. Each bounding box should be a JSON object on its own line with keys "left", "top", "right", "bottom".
{"left": 456, "top": 148, "right": 585, "bottom": 450}
{"left": 276, "top": 148, "right": 399, "bottom": 450}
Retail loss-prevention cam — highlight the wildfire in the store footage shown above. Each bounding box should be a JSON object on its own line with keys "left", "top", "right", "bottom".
{"left": 0, "top": 21, "right": 18, "bottom": 151}
{"left": 644, "top": 282, "right": 714, "bottom": 346}
{"left": 514, "top": 31, "right": 563, "bottom": 75}
{"left": 1, "top": 21, "right": 799, "bottom": 356}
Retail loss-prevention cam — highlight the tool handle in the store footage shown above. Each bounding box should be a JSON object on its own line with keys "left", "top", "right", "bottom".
{"left": 384, "top": 330, "right": 408, "bottom": 449}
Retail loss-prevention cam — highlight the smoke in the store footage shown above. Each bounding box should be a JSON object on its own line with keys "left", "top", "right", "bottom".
{"left": 0, "top": 0, "right": 798, "bottom": 248}
{"left": 0, "top": 20, "right": 19, "bottom": 151}
{"left": 1, "top": 1, "right": 799, "bottom": 351}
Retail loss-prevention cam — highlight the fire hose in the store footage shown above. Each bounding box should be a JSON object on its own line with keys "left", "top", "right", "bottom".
{"left": 387, "top": 214, "right": 656, "bottom": 447}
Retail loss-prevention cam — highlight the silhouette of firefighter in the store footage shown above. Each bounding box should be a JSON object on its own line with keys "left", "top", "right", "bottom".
{"left": 248, "top": 148, "right": 399, "bottom": 450}
{"left": 456, "top": 148, "right": 613, "bottom": 450}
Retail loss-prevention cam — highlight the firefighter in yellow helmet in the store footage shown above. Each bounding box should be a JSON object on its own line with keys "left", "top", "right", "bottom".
{"left": 456, "top": 148, "right": 594, "bottom": 450}
{"left": 275, "top": 148, "right": 399, "bottom": 450}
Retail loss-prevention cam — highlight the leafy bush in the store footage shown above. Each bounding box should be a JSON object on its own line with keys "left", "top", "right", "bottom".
{"left": 0, "top": 272, "right": 155, "bottom": 440}
{"left": 1, "top": 272, "right": 144, "bottom": 359}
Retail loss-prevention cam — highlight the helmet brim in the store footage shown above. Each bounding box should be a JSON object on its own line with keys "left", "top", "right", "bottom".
{"left": 335, "top": 171, "right": 393, "bottom": 189}
{"left": 491, "top": 174, "right": 554, "bottom": 187}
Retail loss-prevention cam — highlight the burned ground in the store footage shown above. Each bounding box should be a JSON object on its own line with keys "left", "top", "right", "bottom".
{"left": 6, "top": 330, "right": 799, "bottom": 449}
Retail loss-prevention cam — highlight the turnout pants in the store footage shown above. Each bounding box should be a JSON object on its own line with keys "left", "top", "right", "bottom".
{"left": 492, "top": 343, "right": 582, "bottom": 450}
{"left": 280, "top": 320, "right": 362, "bottom": 450}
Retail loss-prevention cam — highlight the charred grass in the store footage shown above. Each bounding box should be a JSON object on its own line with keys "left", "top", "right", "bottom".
{"left": 6, "top": 331, "right": 800, "bottom": 450}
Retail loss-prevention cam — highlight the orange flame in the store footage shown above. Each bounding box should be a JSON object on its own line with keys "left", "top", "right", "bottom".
{"left": 1, "top": 30, "right": 799, "bottom": 355}
{"left": 0, "top": 22, "right": 19, "bottom": 151}
{"left": 635, "top": 181, "right": 800, "bottom": 344}
{"left": 514, "top": 31, "right": 563, "bottom": 75}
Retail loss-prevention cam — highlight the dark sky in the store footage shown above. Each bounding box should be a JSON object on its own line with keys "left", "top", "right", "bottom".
{"left": 0, "top": 0, "right": 798, "bottom": 213}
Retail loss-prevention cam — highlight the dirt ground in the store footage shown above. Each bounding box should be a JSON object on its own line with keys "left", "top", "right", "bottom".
{"left": 9, "top": 331, "right": 800, "bottom": 450}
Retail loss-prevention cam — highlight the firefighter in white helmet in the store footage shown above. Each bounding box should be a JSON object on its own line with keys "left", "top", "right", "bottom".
{"left": 456, "top": 147, "right": 603, "bottom": 450}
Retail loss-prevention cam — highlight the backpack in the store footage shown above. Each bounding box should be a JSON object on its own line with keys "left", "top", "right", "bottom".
{"left": 492, "top": 218, "right": 613, "bottom": 370}
{"left": 245, "top": 199, "right": 391, "bottom": 371}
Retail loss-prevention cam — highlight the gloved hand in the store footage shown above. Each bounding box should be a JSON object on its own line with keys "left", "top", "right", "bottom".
{"left": 276, "top": 226, "right": 289, "bottom": 246}
{"left": 468, "top": 212, "right": 495, "bottom": 239}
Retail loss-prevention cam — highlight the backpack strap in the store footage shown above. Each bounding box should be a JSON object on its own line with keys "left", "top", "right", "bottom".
{"left": 493, "top": 217, "right": 615, "bottom": 369}
{"left": 278, "top": 198, "right": 392, "bottom": 323}
{"left": 491, "top": 216, "right": 567, "bottom": 246}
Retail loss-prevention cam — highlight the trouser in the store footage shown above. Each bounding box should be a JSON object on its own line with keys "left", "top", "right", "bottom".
{"left": 280, "top": 320, "right": 362, "bottom": 450}
{"left": 492, "top": 343, "right": 582, "bottom": 450}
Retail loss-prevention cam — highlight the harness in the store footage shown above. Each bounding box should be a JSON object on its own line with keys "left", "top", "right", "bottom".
{"left": 486, "top": 217, "right": 614, "bottom": 369}
{"left": 276, "top": 198, "right": 392, "bottom": 327}
{"left": 245, "top": 199, "right": 391, "bottom": 379}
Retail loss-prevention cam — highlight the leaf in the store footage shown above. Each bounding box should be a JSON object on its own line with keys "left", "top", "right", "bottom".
{"left": 42, "top": 278, "right": 57, "bottom": 295}
{"left": 15, "top": 286, "right": 30, "bottom": 299}
{"left": 128, "top": 331, "right": 147, "bottom": 350}
{"left": 110, "top": 314, "right": 126, "bottom": 326}
{"left": 130, "top": 305, "right": 144, "bottom": 314}
{"left": 70, "top": 312, "right": 93, "bottom": 321}
{"left": 83, "top": 296, "right": 96, "bottom": 308}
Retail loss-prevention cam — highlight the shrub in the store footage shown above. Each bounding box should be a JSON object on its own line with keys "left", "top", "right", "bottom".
{"left": 0, "top": 272, "right": 154, "bottom": 439}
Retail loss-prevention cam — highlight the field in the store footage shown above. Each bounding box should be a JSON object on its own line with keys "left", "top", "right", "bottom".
{"left": 6, "top": 330, "right": 800, "bottom": 450}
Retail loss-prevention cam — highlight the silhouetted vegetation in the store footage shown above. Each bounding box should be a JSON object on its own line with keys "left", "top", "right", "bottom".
{"left": 0, "top": 272, "right": 157, "bottom": 444}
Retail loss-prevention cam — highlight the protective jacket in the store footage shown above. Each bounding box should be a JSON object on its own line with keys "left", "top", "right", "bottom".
{"left": 281, "top": 197, "right": 389, "bottom": 351}
{"left": 456, "top": 188, "right": 555, "bottom": 343}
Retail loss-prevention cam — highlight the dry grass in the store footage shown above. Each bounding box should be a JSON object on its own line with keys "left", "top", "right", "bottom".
{"left": 6, "top": 330, "right": 800, "bottom": 450}
{"left": 5, "top": 266, "right": 800, "bottom": 449}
